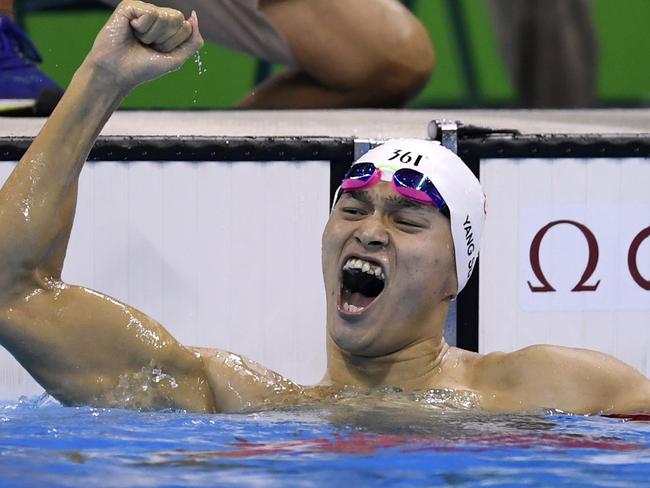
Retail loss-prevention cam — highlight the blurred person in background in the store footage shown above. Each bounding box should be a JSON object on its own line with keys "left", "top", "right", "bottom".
{"left": 0, "top": 0, "right": 63, "bottom": 112}
{"left": 1, "top": 0, "right": 435, "bottom": 110}
{"left": 3, "top": 0, "right": 599, "bottom": 111}
{"left": 487, "top": 0, "right": 598, "bottom": 107}
{"left": 98, "top": 0, "right": 435, "bottom": 108}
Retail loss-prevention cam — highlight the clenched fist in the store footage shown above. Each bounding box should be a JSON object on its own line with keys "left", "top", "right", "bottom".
{"left": 85, "top": 0, "right": 204, "bottom": 91}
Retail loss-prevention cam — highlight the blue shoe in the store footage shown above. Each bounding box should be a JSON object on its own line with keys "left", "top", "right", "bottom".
{"left": 0, "top": 15, "right": 62, "bottom": 110}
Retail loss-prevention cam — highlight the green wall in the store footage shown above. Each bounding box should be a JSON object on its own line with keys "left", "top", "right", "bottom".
{"left": 23, "top": 0, "right": 650, "bottom": 109}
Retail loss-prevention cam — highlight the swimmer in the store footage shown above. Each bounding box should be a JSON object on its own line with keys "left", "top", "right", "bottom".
{"left": 0, "top": 1, "right": 648, "bottom": 414}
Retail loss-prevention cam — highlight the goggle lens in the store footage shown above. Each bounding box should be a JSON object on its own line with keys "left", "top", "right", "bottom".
{"left": 341, "top": 163, "right": 379, "bottom": 190}
{"left": 340, "top": 163, "right": 448, "bottom": 217}
{"left": 393, "top": 168, "right": 447, "bottom": 209}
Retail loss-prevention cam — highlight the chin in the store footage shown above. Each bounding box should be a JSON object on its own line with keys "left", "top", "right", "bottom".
{"left": 327, "top": 314, "right": 397, "bottom": 358}
{"left": 328, "top": 316, "right": 375, "bottom": 355}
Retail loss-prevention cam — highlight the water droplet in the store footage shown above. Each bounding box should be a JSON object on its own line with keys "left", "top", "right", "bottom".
{"left": 193, "top": 51, "right": 207, "bottom": 75}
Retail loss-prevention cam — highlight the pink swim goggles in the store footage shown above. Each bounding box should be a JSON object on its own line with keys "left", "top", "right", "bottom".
{"left": 339, "top": 162, "right": 449, "bottom": 217}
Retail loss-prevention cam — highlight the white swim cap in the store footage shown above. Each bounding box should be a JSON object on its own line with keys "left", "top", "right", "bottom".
{"left": 346, "top": 138, "right": 486, "bottom": 294}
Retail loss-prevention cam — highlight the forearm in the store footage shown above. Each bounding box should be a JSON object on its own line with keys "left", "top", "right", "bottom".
{"left": 0, "top": 63, "right": 126, "bottom": 275}
{"left": 0, "top": 1, "right": 209, "bottom": 413}
{"left": 25, "top": 62, "right": 125, "bottom": 180}
{"left": 6, "top": 63, "right": 124, "bottom": 225}
{"left": 0, "top": 1, "right": 201, "bottom": 281}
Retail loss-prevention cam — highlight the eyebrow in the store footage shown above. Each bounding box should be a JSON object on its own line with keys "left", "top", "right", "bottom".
{"left": 343, "top": 191, "right": 433, "bottom": 213}
{"left": 343, "top": 190, "right": 373, "bottom": 206}
{"left": 384, "top": 194, "right": 431, "bottom": 212}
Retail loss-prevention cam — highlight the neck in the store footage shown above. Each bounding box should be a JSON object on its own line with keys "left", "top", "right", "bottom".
{"left": 323, "top": 334, "right": 450, "bottom": 390}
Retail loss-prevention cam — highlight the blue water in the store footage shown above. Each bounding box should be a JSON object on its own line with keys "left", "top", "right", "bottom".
{"left": 1, "top": 395, "right": 650, "bottom": 487}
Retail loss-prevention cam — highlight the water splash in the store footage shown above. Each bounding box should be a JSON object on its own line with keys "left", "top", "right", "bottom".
{"left": 411, "top": 388, "right": 481, "bottom": 410}
{"left": 97, "top": 361, "right": 180, "bottom": 410}
{"left": 150, "top": 367, "right": 178, "bottom": 389}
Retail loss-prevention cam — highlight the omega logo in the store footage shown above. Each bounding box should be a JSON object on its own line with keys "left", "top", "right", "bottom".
{"left": 527, "top": 220, "right": 650, "bottom": 292}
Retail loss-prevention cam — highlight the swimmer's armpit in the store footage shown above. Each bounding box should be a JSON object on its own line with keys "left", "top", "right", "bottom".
{"left": 196, "top": 348, "right": 303, "bottom": 412}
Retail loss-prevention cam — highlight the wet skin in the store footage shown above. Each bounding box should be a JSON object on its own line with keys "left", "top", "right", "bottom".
{"left": 322, "top": 186, "right": 456, "bottom": 359}
{"left": 0, "top": 1, "right": 649, "bottom": 415}
{"left": 320, "top": 186, "right": 459, "bottom": 390}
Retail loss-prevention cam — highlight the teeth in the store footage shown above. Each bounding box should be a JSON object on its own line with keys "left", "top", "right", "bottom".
{"left": 343, "top": 258, "right": 385, "bottom": 281}
{"left": 343, "top": 302, "right": 363, "bottom": 313}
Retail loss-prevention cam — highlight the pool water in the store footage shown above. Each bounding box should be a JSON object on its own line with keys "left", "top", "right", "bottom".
{"left": 1, "top": 393, "right": 649, "bottom": 487}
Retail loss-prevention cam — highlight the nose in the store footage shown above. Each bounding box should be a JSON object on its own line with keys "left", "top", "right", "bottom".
{"left": 354, "top": 215, "right": 389, "bottom": 249}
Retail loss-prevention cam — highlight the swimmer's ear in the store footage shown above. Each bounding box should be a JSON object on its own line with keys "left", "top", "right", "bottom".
{"left": 443, "top": 290, "right": 456, "bottom": 303}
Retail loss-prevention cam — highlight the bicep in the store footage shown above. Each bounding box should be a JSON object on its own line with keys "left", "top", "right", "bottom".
{"left": 0, "top": 282, "right": 216, "bottom": 412}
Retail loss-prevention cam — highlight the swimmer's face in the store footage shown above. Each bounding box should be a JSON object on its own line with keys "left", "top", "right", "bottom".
{"left": 322, "top": 182, "right": 457, "bottom": 357}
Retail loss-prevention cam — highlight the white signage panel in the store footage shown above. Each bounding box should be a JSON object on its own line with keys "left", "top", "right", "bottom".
{"left": 519, "top": 204, "right": 649, "bottom": 311}
{"left": 480, "top": 158, "right": 650, "bottom": 377}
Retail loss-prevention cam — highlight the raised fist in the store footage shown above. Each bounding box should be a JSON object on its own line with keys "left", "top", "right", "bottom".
{"left": 85, "top": 0, "right": 204, "bottom": 91}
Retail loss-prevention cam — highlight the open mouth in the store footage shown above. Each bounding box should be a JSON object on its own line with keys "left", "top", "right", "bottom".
{"left": 338, "top": 257, "right": 386, "bottom": 316}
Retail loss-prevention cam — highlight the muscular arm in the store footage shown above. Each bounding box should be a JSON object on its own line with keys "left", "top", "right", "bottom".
{"left": 0, "top": 1, "right": 199, "bottom": 283}
{"left": 1, "top": 286, "right": 216, "bottom": 411}
{"left": 0, "top": 1, "right": 220, "bottom": 411}
{"left": 0, "top": 68, "right": 121, "bottom": 286}
{"left": 475, "top": 345, "right": 650, "bottom": 414}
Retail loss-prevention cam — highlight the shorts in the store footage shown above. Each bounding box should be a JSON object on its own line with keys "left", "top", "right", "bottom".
{"left": 101, "top": 0, "right": 297, "bottom": 66}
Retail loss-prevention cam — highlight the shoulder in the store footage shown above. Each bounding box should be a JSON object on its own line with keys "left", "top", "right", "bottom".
{"left": 476, "top": 344, "right": 626, "bottom": 379}
{"left": 471, "top": 345, "right": 650, "bottom": 414}
{"left": 478, "top": 344, "right": 593, "bottom": 370}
